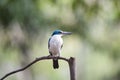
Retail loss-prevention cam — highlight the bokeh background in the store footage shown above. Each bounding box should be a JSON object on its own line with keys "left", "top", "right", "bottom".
{"left": 0, "top": 0, "right": 120, "bottom": 80}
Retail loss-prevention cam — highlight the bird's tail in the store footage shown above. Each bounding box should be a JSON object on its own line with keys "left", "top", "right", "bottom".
{"left": 53, "top": 59, "right": 59, "bottom": 69}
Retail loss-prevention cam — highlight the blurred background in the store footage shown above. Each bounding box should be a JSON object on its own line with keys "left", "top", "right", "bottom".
{"left": 0, "top": 0, "right": 120, "bottom": 80}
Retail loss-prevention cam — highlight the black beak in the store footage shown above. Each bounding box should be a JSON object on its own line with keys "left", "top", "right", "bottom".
{"left": 62, "top": 31, "right": 72, "bottom": 35}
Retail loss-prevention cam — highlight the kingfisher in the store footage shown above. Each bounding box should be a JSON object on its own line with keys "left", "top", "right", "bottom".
{"left": 48, "top": 30, "right": 72, "bottom": 69}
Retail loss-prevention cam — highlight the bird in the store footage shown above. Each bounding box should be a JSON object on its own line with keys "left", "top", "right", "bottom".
{"left": 48, "top": 30, "right": 72, "bottom": 69}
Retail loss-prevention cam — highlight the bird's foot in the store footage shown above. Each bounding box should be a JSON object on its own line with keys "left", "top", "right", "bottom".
{"left": 47, "top": 55, "right": 52, "bottom": 57}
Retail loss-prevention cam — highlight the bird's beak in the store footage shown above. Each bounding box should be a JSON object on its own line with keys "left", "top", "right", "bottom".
{"left": 62, "top": 31, "right": 72, "bottom": 35}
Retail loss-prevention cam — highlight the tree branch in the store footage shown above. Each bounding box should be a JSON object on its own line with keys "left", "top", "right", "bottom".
{"left": 68, "top": 57, "right": 76, "bottom": 80}
{"left": 0, "top": 55, "right": 75, "bottom": 80}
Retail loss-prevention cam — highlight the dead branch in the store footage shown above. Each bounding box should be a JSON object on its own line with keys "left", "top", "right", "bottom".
{"left": 0, "top": 55, "right": 75, "bottom": 80}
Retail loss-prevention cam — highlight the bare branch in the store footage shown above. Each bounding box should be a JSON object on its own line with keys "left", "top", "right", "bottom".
{"left": 0, "top": 55, "right": 75, "bottom": 80}
{"left": 68, "top": 57, "right": 76, "bottom": 80}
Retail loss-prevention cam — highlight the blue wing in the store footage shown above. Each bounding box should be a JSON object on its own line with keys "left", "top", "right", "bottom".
{"left": 48, "top": 37, "right": 53, "bottom": 55}
{"left": 48, "top": 37, "right": 51, "bottom": 49}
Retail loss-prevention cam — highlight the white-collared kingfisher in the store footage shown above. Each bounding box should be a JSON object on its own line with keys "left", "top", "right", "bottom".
{"left": 48, "top": 30, "right": 72, "bottom": 69}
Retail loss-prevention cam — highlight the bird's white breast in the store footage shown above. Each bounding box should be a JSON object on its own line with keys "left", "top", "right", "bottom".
{"left": 49, "top": 35, "right": 63, "bottom": 56}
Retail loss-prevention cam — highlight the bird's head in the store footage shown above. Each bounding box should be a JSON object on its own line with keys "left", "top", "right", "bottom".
{"left": 52, "top": 30, "right": 72, "bottom": 36}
